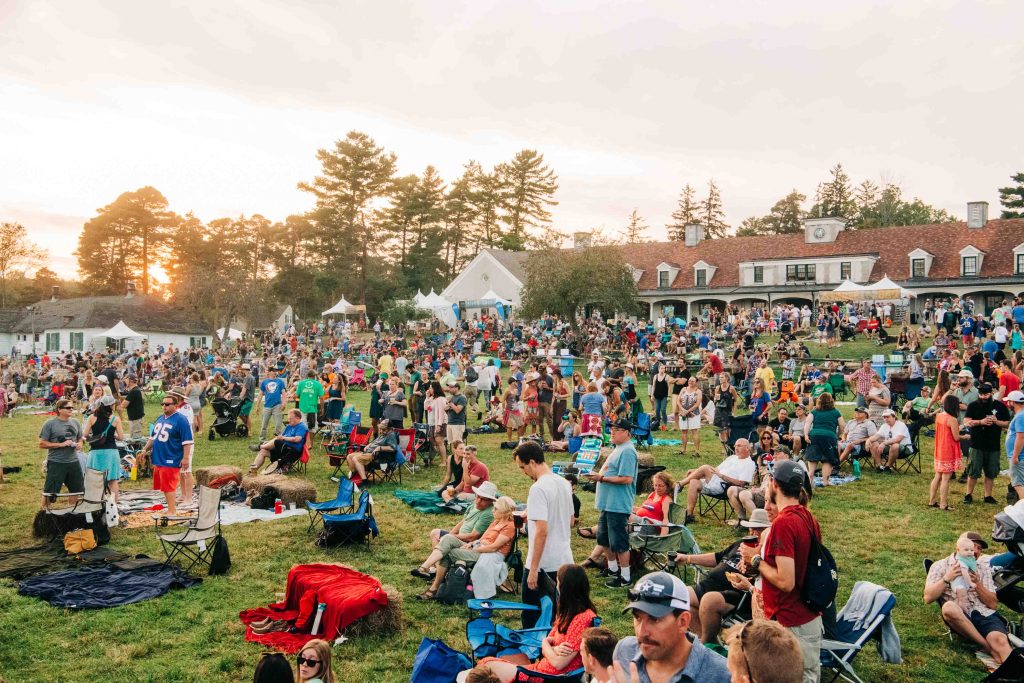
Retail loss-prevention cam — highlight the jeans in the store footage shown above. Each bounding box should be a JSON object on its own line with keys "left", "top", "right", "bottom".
{"left": 521, "top": 569, "right": 558, "bottom": 628}
{"left": 653, "top": 397, "right": 668, "bottom": 425}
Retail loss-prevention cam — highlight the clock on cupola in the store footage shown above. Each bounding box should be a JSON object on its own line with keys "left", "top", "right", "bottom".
{"left": 802, "top": 216, "right": 846, "bottom": 244}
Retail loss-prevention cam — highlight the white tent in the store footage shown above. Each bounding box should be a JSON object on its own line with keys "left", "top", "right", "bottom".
{"left": 322, "top": 296, "right": 355, "bottom": 316}
{"left": 216, "top": 327, "right": 244, "bottom": 341}
{"left": 96, "top": 320, "right": 145, "bottom": 339}
{"left": 866, "top": 276, "right": 916, "bottom": 300}
{"left": 481, "top": 289, "right": 512, "bottom": 305}
{"left": 416, "top": 290, "right": 458, "bottom": 328}
{"left": 413, "top": 290, "right": 427, "bottom": 305}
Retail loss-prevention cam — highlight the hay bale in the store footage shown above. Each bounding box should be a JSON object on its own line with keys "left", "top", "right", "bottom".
{"left": 637, "top": 452, "right": 656, "bottom": 468}
{"left": 346, "top": 584, "right": 403, "bottom": 636}
{"left": 195, "top": 465, "right": 242, "bottom": 488}
{"left": 241, "top": 474, "right": 317, "bottom": 506}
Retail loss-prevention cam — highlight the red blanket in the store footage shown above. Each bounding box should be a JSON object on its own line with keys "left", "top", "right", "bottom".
{"left": 240, "top": 563, "right": 387, "bottom": 653}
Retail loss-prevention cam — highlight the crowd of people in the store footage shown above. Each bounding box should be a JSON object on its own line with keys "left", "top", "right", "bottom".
{"left": 8, "top": 293, "right": 1024, "bottom": 681}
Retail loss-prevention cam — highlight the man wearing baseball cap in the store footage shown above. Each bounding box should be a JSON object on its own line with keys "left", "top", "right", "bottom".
{"left": 613, "top": 571, "right": 730, "bottom": 682}
{"left": 739, "top": 459, "right": 823, "bottom": 683}
{"left": 867, "top": 409, "right": 912, "bottom": 474}
{"left": 1006, "top": 390, "right": 1024, "bottom": 501}
{"left": 963, "top": 382, "right": 1011, "bottom": 504}
{"left": 587, "top": 417, "right": 639, "bottom": 588}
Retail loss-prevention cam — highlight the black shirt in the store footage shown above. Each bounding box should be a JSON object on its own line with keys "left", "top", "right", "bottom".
{"left": 124, "top": 387, "right": 145, "bottom": 421}
{"left": 965, "top": 399, "right": 1011, "bottom": 451}
{"left": 695, "top": 540, "right": 753, "bottom": 597}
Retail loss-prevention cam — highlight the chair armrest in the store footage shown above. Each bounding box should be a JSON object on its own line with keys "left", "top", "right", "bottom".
{"left": 47, "top": 491, "right": 85, "bottom": 498}
{"left": 819, "top": 638, "right": 860, "bottom": 654}
{"left": 466, "top": 598, "right": 540, "bottom": 614}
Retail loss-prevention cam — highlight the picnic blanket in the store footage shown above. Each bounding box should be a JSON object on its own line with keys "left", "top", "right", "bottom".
{"left": 240, "top": 563, "right": 388, "bottom": 653}
{"left": 814, "top": 473, "right": 857, "bottom": 487}
{"left": 651, "top": 438, "right": 683, "bottom": 446}
{"left": 118, "top": 489, "right": 170, "bottom": 513}
{"left": 18, "top": 556, "right": 200, "bottom": 609}
{"left": 120, "top": 501, "right": 307, "bottom": 529}
{"left": 0, "top": 540, "right": 128, "bottom": 581}
{"left": 392, "top": 489, "right": 469, "bottom": 514}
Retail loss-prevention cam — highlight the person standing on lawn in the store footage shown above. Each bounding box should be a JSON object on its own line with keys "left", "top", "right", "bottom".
{"left": 844, "top": 358, "right": 878, "bottom": 410}
{"left": 38, "top": 398, "right": 84, "bottom": 509}
{"left": 257, "top": 367, "right": 285, "bottom": 441}
{"left": 963, "top": 383, "right": 1010, "bottom": 504}
{"left": 1006, "top": 391, "right": 1024, "bottom": 501}
{"left": 588, "top": 418, "right": 639, "bottom": 588}
{"left": 140, "top": 394, "right": 194, "bottom": 516}
{"left": 296, "top": 370, "right": 324, "bottom": 431}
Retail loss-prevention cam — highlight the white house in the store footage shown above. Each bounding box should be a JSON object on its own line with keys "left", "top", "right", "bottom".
{"left": 2, "top": 290, "right": 213, "bottom": 355}
{"left": 441, "top": 248, "right": 528, "bottom": 313}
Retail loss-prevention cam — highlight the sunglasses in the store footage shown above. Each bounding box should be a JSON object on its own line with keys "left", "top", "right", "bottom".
{"left": 161, "top": 402, "right": 175, "bottom": 407}
{"left": 626, "top": 587, "right": 676, "bottom": 606}
{"left": 296, "top": 655, "right": 320, "bottom": 667}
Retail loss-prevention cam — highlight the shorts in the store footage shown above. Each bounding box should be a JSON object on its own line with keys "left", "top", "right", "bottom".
{"left": 1011, "top": 461, "right": 1024, "bottom": 487}
{"left": 967, "top": 449, "right": 1000, "bottom": 480}
{"left": 969, "top": 610, "right": 1008, "bottom": 639}
{"left": 153, "top": 465, "right": 181, "bottom": 493}
{"left": 268, "top": 441, "right": 301, "bottom": 466}
{"left": 596, "top": 510, "right": 630, "bottom": 553}
{"left": 353, "top": 451, "right": 374, "bottom": 466}
{"left": 239, "top": 400, "right": 254, "bottom": 416}
{"left": 44, "top": 460, "right": 85, "bottom": 496}
{"left": 128, "top": 418, "right": 145, "bottom": 439}
{"left": 805, "top": 434, "right": 840, "bottom": 466}
{"left": 679, "top": 415, "right": 701, "bottom": 430}
{"left": 447, "top": 424, "right": 466, "bottom": 444}
{"left": 388, "top": 418, "right": 404, "bottom": 429}
{"left": 713, "top": 411, "right": 733, "bottom": 430}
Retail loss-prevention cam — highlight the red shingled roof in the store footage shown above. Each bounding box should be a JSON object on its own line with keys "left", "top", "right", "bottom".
{"left": 610, "top": 219, "right": 1024, "bottom": 290}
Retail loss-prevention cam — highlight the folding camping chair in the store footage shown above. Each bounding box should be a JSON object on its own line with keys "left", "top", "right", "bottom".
{"left": 306, "top": 476, "right": 356, "bottom": 532}
{"left": 828, "top": 373, "right": 849, "bottom": 400}
{"left": 324, "top": 427, "right": 353, "bottom": 482}
{"left": 45, "top": 467, "right": 105, "bottom": 517}
{"left": 365, "top": 434, "right": 405, "bottom": 485}
{"left": 466, "top": 596, "right": 555, "bottom": 662}
{"left": 819, "top": 581, "right": 899, "bottom": 683}
{"left": 628, "top": 501, "right": 703, "bottom": 583}
{"left": 319, "top": 489, "right": 378, "bottom": 548}
{"left": 631, "top": 412, "right": 653, "bottom": 450}
{"left": 720, "top": 413, "right": 757, "bottom": 457}
{"left": 396, "top": 427, "right": 418, "bottom": 475}
{"left": 891, "top": 430, "right": 921, "bottom": 474}
{"left": 156, "top": 485, "right": 223, "bottom": 575}
{"left": 698, "top": 485, "right": 734, "bottom": 523}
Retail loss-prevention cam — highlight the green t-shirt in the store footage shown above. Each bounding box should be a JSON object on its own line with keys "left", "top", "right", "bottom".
{"left": 408, "top": 371, "right": 422, "bottom": 397}
{"left": 461, "top": 504, "right": 494, "bottom": 535}
{"left": 296, "top": 378, "right": 324, "bottom": 413}
{"left": 910, "top": 396, "right": 930, "bottom": 412}
{"left": 810, "top": 383, "right": 833, "bottom": 399}
{"left": 809, "top": 407, "right": 842, "bottom": 439}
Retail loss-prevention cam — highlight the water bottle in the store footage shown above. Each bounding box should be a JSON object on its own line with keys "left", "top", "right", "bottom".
{"left": 311, "top": 602, "right": 327, "bottom": 635}
{"left": 274, "top": 498, "right": 283, "bottom": 515}
{"left": 852, "top": 459, "right": 861, "bottom": 479}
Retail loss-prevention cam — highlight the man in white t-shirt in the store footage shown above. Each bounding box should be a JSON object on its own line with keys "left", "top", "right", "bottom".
{"left": 867, "top": 409, "right": 912, "bottom": 473}
{"left": 514, "top": 440, "right": 574, "bottom": 627}
{"left": 588, "top": 351, "right": 605, "bottom": 380}
{"left": 994, "top": 323, "right": 1010, "bottom": 348}
{"left": 478, "top": 360, "right": 497, "bottom": 406}
{"left": 677, "top": 438, "right": 756, "bottom": 524}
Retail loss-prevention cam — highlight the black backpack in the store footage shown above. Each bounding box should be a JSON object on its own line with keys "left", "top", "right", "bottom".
{"left": 465, "top": 366, "right": 478, "bottom": 383}
{"left": 208, "top": 536, "right": 231, "bottom": 575}
{"left": 800, "top": 516, "right": 838, "bottom": 613}
{"left": 435, "top": 562, "right": 472, "bottom": 604}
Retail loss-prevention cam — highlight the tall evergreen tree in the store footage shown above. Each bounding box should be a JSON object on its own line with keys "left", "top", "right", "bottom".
{"left": 405, "top": 166, "right": 447, "bottom": 293}
{"left": 998, "top": 171, "right": 1024, "bottom": 218}
{"left": 701, "top": 180, "right": 729, "bottom": 239}
{"left": 666, "top": 184, "right": 700, "bottom": 241}
{"left": 808, "top": 164, "right": 857, "bottom": 222}
{"left": 495, "top": 150, "right": 559, "bottom": 250}
{"left": 298, "top": 131, "right": 397, "bottom": 301}
{"left": 621, "top": 209, "right": 649, "bottom": 243}
{"left": 761, "top": 190, "right": 806, "bottom": 234}
{"left": 443, "top": 165, "right": 482, "bottom": 278}
{"left": 0, "top": 222, "right": 45, "bottom": 307}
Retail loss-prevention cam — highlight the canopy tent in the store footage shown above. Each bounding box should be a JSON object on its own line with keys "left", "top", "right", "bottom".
{"left": 481, "top": 289, "right": 512, "bottom": 305}
{"left": 818, "top": 280, "right": 865, "bottom": 302}
{"left": 866, "top": 276, "right": 917, "bottom": 300}
{"left": 819, "top": 276, "right": 916, "bottom": 303}
{"left": 322, "top": 296, "right": 357, "bottom": 316}
{"left": 216, "top": 327, "right": 244, "bottom": 341}
{"left": 416, "top": 290, "right": 459, "bottom": 329}
{"left": 95, "top": 320, "right": 145, "bottom": 339}
{"left": 412, "top": 290, "right": 427, "bottom": 305}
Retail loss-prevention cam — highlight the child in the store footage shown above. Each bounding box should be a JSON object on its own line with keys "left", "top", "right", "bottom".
{"left": 950, "top": 536, "right": 979, "bottom": 612}
{"left": 580, "top": 627, "right": 618, "bottom": 683}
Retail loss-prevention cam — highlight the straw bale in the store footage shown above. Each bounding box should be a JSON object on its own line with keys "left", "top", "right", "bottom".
{"left": 195, "top": 465, "right": 242, "bottom": 488}
{"left": 345, "top": 584, "right": 403, "bottom": 636}
{"left": 241, "top": 474, "right": 317, "bottom": 506}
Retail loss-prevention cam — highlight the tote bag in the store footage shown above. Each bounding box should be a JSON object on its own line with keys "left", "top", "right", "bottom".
{"left": 409, "top": 637, "right": 472, "bottom": 683}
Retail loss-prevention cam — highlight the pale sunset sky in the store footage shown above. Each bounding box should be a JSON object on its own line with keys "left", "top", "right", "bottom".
{"left": 1, "top": 0, "right": 1022, "bottom": 278}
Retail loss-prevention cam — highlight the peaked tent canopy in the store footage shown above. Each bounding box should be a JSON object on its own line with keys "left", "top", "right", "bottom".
{"left": 216, "top": 327, "right": 244, "bottom": 341}
{"left": 867, "top": 276, "right": 917, "bottom": 300}
{"left": 96, "top": 320, "right": 145, "bottom": 339}
{"left": 481, "top": 289, "right": 512, "bottom": 305}
{"left": 322, "top": 296, "right": 356, "bottom": 316}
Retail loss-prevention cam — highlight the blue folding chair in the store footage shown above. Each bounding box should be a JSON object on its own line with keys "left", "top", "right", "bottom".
{"left": 319, "top": 490, "right": 378, "bottom": 548}
{"left": 466, "top": 596, "right": 554, "bottom": 662}
{"left": 631, "top": 413, "right": 653, "bottom": 450}
{"left": 306, "top": 476, "right": 356, "bottom": 532}
{"left": 820, "top": 581, "right": 899, "bottom": 683}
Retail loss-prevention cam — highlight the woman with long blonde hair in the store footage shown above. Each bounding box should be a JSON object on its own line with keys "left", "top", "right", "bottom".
{"left": 295, "top": 639, "right": 335, "bottom": 683}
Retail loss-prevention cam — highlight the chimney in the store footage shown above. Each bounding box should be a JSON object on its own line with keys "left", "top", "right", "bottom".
{"left": 572, "top": 231, "right": 592, "bottom": 250}
{"left": 967, "top": 201, "right": 988, "bottom": 229}
{"left": 50, "top": 286, "right": 59, "bottom": 301}
{"left": 126, "top": 281, "right": 137, "bottom": 297}
{"left": 684, "top": 224, "right": 705, "bottom": 247}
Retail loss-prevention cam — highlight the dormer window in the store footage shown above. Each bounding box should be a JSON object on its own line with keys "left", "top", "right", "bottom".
{"left": 696, "top": 269, "right": 707, "bottom": 287}
{"left": 1014, "top": 243, "right": 1024, "bottom": 275}
{"left": 908, "top": 248, "right": 933, "bottom": 279}
{"left": 658, "top": 271, "right": 670, "bottom": 288}
{"left": 958, "top": 245, "right": 985, "bottom": 277}
{"left": 626, "top": 264, "right": 644, "bottom": 284}
{"left": 911, "top": 259, "right": 926, "bottom": 278}
{"left": 656, "top": 262, "right": 680, "bottom": 289}
{"left": 692, "top": 260, "right": 717, "bottom": 288}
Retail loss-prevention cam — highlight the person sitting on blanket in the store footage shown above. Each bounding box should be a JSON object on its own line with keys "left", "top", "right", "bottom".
{"left": 678, "top": 438, "right": 756, "bottom": 525}
{"left": 441, "top": 445, "right": 489, "bottom": 503}
{"left": 416, "top": 492, "right": 516, "bottom": 601}
{"left": 481, "top": 397, "right": 506, "bottom": 430}
{"left": 459, "top": 563, "right": 598, "bottom": 682}
{"left": 411, "top": 481, "right": 498, "bottom": 580}
{"left": 248, "top": 408, "right": 307, "bottom": 475}
{"left": 346, "top": 420, "right": 399, "bottom": 485}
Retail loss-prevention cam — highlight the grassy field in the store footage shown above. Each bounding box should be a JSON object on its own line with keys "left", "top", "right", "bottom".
{"left": 0, "top": 343, "right": 1007, "bottom": 682}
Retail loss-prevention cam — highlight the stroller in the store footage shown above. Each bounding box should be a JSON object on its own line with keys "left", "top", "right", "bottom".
{"left": 208, "top": 396, "right": 248, "bottom": 439}
{"left": 838, "top": 324, "right": 858, "bottom": 342}
{"left": 875, "top": 326, "right": 893, "bottom": 346}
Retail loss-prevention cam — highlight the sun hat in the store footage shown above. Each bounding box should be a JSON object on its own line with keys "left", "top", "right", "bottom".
{"left": 1006, "top": 390, "right": 1024, "bottom": 404}
{"left": 471, "top": 481, "right": 499, "bottom": 500}
{"left": 741, "top": 508, "right": 771, "bottom": 529}
{"left": 99, "top": 395, "right": 116, "bottom": 407}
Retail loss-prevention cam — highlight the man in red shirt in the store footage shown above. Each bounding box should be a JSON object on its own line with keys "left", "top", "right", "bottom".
{"left": 998, "top": 359, "right": 1021, "bottom": 405}
{"left": 740, "top": 460, "right": 823, "bottom": 683}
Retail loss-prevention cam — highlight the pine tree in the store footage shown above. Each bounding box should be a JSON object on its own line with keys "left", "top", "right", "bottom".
{"left": 666, "top": 184, "right": 699, "bottom": 241}
{"left": 998, "top": 171, "right": 1024, "bottom": 218}
{"left": 808, "top": 164, "right": 857, "bottom": 223}
{"left": 701, "top": 180, "right": 729, "bottom": 239}
{"left": 762, "top": 190, "right": 806, "bottom": 234}
{"left": 620, "top": 209, "right": 648, "bottom": 243}
{"left": 495, "top": 150, "right": 559, "bottom": 251}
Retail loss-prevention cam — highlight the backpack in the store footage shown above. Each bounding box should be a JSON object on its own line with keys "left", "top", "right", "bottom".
{"left": 435, "top": 562, "right": 472, "bottom": 604}
{"left": 800, "top": 515, "right": 838, "bottom": 613}
{"left": 209, "top": 536, "right": 231, "bottom": 575}
{"left": 465, "top": 366, "right": 478, "bottom": 383}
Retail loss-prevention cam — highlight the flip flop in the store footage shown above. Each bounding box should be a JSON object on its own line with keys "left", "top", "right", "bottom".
{"left": 577, "top": 527, "right": 597, "bottom": 539}
{"left": 415, "top": 590, "right": 435, "bottom": 601}
{"left": 410, "top": 567, "right": 432, "bottom": 580}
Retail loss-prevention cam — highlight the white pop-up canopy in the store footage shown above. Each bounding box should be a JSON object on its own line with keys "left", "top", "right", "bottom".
{"left": 216, "top": 327, "right": 244, "bottom": 341}
{"left": 481, "top": 289, "right": 512, "bottom": 305}
{"left": 322, "top": 296, "right": 355, "bottom": 316}
{"left": 96, "top": 320, "right": 145, "bottom": 339}
{"left": 866, "top": 276, "right": 917, "bottom": 300}
{"left": 820, "top": 276, "right": 915, "bottom": 303}
{"left": 413, "top": 290, "right": 427, "bottom": 305}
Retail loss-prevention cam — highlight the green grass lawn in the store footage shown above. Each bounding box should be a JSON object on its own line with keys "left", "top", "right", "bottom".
{"left": 0, "top": 357, "right": 1005, "bottom": 682}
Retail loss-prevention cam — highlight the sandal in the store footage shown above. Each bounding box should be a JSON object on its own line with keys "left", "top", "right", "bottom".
{"left": 581, "top": 558, "right": 605, "bottom": 570}
{"left": 577, "top": 527, "right": 597, "bottom": 539}
{"left": 410, "top": 567, "right": 432, "bottom": 580}
{"left": 939, "top": 505, "right": 955, "bottom": 512}
{"left": 415, "top": 590, "right": 435, "bottom": 601}
{"left": 928, "top": 502, "right": 939, "bottom": 508}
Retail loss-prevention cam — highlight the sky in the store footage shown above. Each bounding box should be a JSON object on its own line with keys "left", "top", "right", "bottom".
{"left": 1, "top": 0, "right": 1022, "bottom": 278}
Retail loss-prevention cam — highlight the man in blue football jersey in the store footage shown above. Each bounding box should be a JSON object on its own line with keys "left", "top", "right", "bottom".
{"left": 141, "top": 395, "right": 194, "bottom": 515}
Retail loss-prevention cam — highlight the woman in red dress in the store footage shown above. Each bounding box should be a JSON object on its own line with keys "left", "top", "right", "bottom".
{"left": 928, "top": 394, "right": 966, "bottom": 511}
